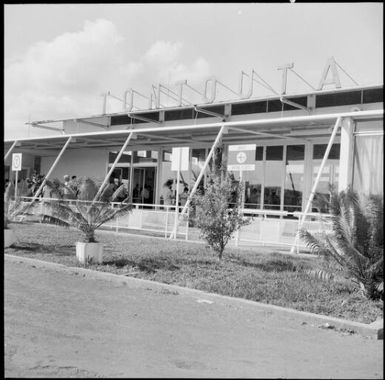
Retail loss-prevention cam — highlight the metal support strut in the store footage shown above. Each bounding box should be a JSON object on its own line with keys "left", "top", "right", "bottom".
{"left": 91, "top": 132, "right": 134, "bottom": 204}
{"left": 290, "top": 117, "right": 342, "bottom": 254}
{"left": 28, "top": 136, "right": 73, "bottom": 203}
{"left": 4, "top": 141, "right": 18, "bottom": 161}
{"left": 169, "top": 124, "right": 227, "bottom": 239}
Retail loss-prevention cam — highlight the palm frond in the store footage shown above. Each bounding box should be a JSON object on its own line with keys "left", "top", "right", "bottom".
{"left": 110, "top": 184, "right": 127, "bottom": 202}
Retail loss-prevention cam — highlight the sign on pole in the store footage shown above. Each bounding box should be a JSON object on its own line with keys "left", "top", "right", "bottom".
{"left": 227, "top": 144, "right": 256, "bottom": 171}
{"left": 12, "top": 153, "right": 22, "bottom": 171}
{"left": 12, "top": 153, "right": 22, "bottom": 199}
{"left": 171, "top": 147, "right": 189, "bottom": 171}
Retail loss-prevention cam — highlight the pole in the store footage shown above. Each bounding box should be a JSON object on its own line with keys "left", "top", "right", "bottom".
{"left": 174, "top": 154, "right": 181, "bottom": 239}
{"left": 14, "top": 170, "right": 18, "bottom": 200}
{"left": 235, "top": 169, "right": 243, "bottom": 247}
{"left": 290, "top": 117, "right": 342, "bottom": 254}
{"left": 92, "top": 132, "right": 133, "bottom": 204}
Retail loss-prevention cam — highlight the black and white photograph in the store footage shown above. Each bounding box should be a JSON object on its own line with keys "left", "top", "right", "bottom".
{"left": 4, "top": 2, "right": 383, "bottom": 378}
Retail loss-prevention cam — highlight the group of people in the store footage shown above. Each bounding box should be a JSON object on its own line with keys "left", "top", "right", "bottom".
{"left": 132, "top": 184, "right": 153, "bottom": 204}
{"left": 5, "top": 172, "right": 195, "bottom": 208}
{"left": 5, "top": 171, "right": 48, "bottom": 197}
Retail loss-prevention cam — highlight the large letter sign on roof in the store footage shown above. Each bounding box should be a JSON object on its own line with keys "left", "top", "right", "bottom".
{"left": 227, "top": 144, "right": 256, "bottom": 171}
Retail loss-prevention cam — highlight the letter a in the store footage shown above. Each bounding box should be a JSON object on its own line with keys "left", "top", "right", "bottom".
{"left": 318, "top": 57, "right": 341, "bottom": 90}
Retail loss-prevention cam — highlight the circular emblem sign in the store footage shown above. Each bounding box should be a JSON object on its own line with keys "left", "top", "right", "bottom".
{"left": 12, "top": 153, "right": 22, "bottom": 171}
{"left": 236, "top": 151, "right": 247, "bottom": 164}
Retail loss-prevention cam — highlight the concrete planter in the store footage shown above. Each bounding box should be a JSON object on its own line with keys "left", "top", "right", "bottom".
{"left": 76, "top": 242, "right": 103, "bottom": 265}
{"left": 4, "top": 228, "right": 16, "bottom": 248}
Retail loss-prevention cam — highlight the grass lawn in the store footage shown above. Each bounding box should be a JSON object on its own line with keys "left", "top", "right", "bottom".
{"left": 6, "top": 222, "right": 383, "bottom": 324}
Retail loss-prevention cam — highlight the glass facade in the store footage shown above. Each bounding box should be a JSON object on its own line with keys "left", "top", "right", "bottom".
{"left": 244, "top": 146, "right": 263, "bottom": 209}
{"left": 284, "top": 145, "right": 305, "bottom": 213}
{"left": 226, "top": 142, "right": 343, "bottom": 216}
{"left": 312, "top": 144, "right": 340, "bottom": 213}
{"left": 264, "top": 146, "right": 284, "bottom": 210}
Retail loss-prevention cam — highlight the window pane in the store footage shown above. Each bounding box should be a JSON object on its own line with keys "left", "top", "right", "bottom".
{"left": 244, "top": 148, "right": 263, "bottom": 209}
{"left": 313, "top": 144, "right": 340, "bottom": 160}
{"left": 264, "top": 146, "right": 283, "bottom": 210}
{"left": 255, "top": 146, "right": 263, "bottom": 161}
{"left": 266, "top": 145, "right": 283, "bottom": 161}
{"left": 312, "top": 144, "right": 340, "bottom": 212}
{"left": 133, "top": 150, "right": 157, "bottom": 164}
{"left": 284, "top": 145, "right": 304, "bottom": 213}
{"left": 191, "top": 148, "right": 206, "bottom": 191}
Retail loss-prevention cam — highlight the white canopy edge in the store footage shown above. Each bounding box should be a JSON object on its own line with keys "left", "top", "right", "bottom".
{"left": 6, "top": 108, "right": 383, "bottom": 144}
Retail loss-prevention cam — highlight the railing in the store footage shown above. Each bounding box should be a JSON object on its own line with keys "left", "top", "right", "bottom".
{"left": 12, "top": 197, "right": 190, "bottom": 241}
{"left": 10, "top": 197, "right": 331, "bottom": 250}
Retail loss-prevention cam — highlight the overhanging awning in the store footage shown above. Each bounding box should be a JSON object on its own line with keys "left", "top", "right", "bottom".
{"left": 4, "top": 109, "right": 383, "bottom": 156}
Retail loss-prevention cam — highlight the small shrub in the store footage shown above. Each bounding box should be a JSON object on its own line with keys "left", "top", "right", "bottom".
{"left": 192, "top": 170, "right": 249, "bottom": 259}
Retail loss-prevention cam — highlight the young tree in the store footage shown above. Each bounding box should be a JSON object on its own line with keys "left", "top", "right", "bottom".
{"left": 192, "top": 170, "right": 249, "bottom": 259}
{"left": 299, "top": 188, "right": 383, "bottom": 300}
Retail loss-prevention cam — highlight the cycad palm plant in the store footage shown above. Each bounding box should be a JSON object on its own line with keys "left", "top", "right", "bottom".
{"left": 4, "top": 181, "right": 31, "bottom": 228}
{"left": 37, "top": 177, "right": 132, "bottom": 243}
{"left": 299, "top": 188, "right": 383, "bottom": 300}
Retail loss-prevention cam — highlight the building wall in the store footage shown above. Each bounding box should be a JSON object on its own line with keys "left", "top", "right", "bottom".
{"left": 40, "top": 148, "right": 109, "bottom": 182}
{"left": 4, "top": 152, "right": 36, "bottom": 181}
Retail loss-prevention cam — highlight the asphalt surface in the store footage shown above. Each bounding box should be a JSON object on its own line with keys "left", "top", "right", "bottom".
{"left": 4, "top": 257, "right": 384, "bottom": 378}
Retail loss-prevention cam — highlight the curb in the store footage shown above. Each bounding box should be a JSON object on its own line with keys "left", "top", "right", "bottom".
{"left": 5, "top": 254, "right": 383, "bottom": 339}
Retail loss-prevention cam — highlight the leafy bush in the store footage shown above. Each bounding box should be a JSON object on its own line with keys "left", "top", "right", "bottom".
{"left": 192, "top": 170, "right": 249, "bottom": 259}
{"left": 299, "top": 188, "right": 383, "bottom": 300}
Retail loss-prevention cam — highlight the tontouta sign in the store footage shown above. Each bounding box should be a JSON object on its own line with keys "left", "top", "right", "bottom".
{"left": 227, "top": 144, "right": 256, "bottom": 171}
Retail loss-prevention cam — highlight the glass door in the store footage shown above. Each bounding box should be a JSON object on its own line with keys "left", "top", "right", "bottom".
{"left": 132, "top": 167, "right": 156, "bottom": 205}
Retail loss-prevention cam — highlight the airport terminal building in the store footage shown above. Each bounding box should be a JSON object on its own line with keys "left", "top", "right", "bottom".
{"left": 4, "top": 61, "right": 383, "bottom": 249}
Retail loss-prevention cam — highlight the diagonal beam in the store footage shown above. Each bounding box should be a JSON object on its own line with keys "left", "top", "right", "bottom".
{"left": 28, "top": 136, "right": 73, "bottom": 202}
{"left": 194, "top": 106, "right": 225, "bottom": 119}
{"left": 229, "top": 126, "right": 308, "bottom": 142}
{"left": 280, "top": 96, "right": 309, "bottom": 112}
{"left": 129, "top": 113, "right": 160, "bottom": 124}
{"left": 290, "top": 117, "right": 342, "bottom": 254}
{"left": 30, "top": 123, "right": 64, "bottom": 133}
{"left": 77, "top": 119, "right": 108, "bottom": 128}
{"left": 91, "top": 132, "right": 134, "bottom": 204}
{"left": 138, "top": 133, "right": 188, "bottom": 143}
{"left": 4, "top": 141, "right": 18, "bottom": 161}
{"left": 169, "top": 124, "right": 227, "bottom": 239}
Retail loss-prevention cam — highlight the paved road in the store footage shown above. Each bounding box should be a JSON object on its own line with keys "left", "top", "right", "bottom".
{"left": 4, "top": 258, "right": 383, "bottom": 378}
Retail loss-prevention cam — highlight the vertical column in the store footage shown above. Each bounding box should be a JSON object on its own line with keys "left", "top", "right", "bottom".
{"left": 302, "top": 142, "right": 313, "bottom": 212}
{"left": 338, "top": 117, "right": 354, "bottom": 192}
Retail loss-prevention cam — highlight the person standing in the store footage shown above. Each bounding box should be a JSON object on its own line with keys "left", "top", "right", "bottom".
{"left": 164, "top": 184, "right": 175, "bottom": 206}
{"left": 179, "top": 186, "right": 189, "bottom": 207}
{"left": 63, "top": 175, "right": 73, "bottom": 200}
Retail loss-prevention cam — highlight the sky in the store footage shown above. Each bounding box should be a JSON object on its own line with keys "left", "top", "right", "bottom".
{"left": 4, "top": 3, "right": 383, "bottom": 140}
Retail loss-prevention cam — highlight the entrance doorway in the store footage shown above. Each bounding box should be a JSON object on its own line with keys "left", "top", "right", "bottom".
{"left": 132, "top": 167, "right": 156, "bottom": 204}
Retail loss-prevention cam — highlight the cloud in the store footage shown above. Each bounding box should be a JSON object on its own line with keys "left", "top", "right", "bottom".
{"left": 144, "top": 40, "right": 183, "bottom": 65}
{"left": 7, "top": 19, "right": 124, "bottom": 95}
{"left": 5, "top": 21, "right": 211, "bottom": 139}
